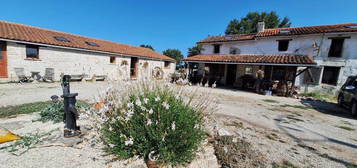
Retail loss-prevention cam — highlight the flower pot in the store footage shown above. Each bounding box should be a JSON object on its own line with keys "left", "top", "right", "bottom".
{"left": 145, "top": 160, "right": 163, "bottom": 168}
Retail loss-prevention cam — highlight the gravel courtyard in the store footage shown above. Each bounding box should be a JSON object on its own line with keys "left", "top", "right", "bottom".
{"left": 0, "top": 82, "right": 356, "bottom": 167}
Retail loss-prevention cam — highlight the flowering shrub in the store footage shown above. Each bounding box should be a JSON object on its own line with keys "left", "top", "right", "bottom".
{"left": 85, "top": 81, "right": 214, "bottom": 166}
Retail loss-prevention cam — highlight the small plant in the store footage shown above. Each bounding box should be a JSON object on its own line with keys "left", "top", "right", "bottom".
{"left": 0, "top": 129, "right": 57, "bottom": 156}
{"left": 272, "top": 160, "right": 299, "bottom": 168}
{"left": 85, "top": 80, "right": 215, "bottom": 166}
{"left": 300, "top": 92, "right": 336, "bottom": 102}
{"left": 262, "top": 99, "right": 279, "bottom": 103}
{"left": 214, "top": 136, "right": 266, "bottom": 168}
{"left": 37, "top": 100, "right": 89, "bottom": 123}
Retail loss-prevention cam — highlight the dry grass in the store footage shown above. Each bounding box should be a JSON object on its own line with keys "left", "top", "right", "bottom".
{"left": 213, "top": 135, "right": 266, "bottom": 168}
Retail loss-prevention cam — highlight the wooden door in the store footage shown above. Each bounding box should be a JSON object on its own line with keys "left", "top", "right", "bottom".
{"left": 130, "top": 57, "right": 138, "bottom": 78}
{"left": 0, "top": 41, "right": 7, "bottom": 78}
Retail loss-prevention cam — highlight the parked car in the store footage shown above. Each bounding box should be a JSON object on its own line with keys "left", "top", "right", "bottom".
{"left": 338, "top": 75, "right": 357, "bottom": 116}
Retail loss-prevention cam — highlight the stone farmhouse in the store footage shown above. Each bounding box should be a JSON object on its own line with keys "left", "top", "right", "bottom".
{"left": 184, "top": 22, "right": 357, "bottom": 94}
{"left": 0, "top": 21, "right": 175, "bottom": 82}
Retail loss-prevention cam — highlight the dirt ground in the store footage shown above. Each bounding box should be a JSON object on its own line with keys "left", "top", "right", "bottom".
{"left": 0, "top": 82, "right": 356, "bottom": 168}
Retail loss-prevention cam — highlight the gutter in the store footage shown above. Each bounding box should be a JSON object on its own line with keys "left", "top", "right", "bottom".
{"left": 184, "top": 60, "right": 317, "bottom": 67}
{"left": 0, "top": 38, "right": 175, "bottom": 62}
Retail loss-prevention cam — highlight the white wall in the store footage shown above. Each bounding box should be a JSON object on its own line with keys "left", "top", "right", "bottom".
{"left": 5, "top": 42, "right": 175, "bottom": 82}
{"left": 201, "top": 32, "right": 357, "bottom": 94}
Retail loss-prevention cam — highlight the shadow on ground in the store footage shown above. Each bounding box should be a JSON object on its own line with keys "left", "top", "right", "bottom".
{"left": 300, "top": 99, "right": 356, "bottom": 120}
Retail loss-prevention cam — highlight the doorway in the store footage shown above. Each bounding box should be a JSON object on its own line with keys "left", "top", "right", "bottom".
{"left": 0, "top": 41, "right": 7, "bottom": 78}
{"left": 226, "top": 64, "right": 237, "bottom": 86}
{"left": 130, "top": 57, "right": 138, "bottom": 78}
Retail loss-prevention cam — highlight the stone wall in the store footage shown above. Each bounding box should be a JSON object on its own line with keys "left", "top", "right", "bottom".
{"left": 4, "top": 42, "right": 175, "bottom": 82}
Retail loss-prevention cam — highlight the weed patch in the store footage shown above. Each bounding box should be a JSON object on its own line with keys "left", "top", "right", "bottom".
{"left": 224, "top": 121, "right": 244, "bottom": 129}
{"left": 262, "top": 99, "right": 279, "bottom": 103}
{"left": 0, "top": 101, "right": 52, "bottom": 118}
{"left": 214, "top": 136, "right": 266, "bottom": 168}
{"left": 272, "top": 160, "right": 299, "bottom": 168}
{"left": 280, "top": 104, "right": 312, "bottom": 110}
{"left": 335, "top": 125, "right": 355, "bottom": 131}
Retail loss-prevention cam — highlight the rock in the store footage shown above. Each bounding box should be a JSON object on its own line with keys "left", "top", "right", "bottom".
{"left": 218, "top": 128, "right": 233, "bottom": 136}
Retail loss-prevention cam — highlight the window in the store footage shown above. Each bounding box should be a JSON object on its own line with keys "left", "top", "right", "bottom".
{"left": 303, "top": 67, "right": 322, "bottom": 85}
{"left": 345, "top": 25, "right": 357, "bottom": 29}
{"left": 279, "top": 30, "right": 291, "bottom": 34}
{"left": 164, "top": 61, "right": 170, "bottom": 68}
{"left": 26, "top": 45, "right": 39, "bottom": 59}
{"left": 85, "top": 41, "right": 99, "bottom": 47}
{"left": 110, "top": 56, "right": 116, "bottom": 63}
{"left": 244, "top": 66, "right": 253, "bottom": 75}
{"left": 54, "top": 36, "right": 70, "bottom": 42}
{"left": 328, "top": 39, "right": 344, "bottom": 57}
{"left": 321, "top": 66, "right": 340, "bottom": 85}
{"left": 213, "top": 44, "right": 220, "bottom": 54}
{"left": 278, "top": 40, "right": 289, "bottom": 51}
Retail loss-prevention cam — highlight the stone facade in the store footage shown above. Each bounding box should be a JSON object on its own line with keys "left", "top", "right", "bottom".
{"left": 201, "top": 32, "right": 357, "bottom": 94}
{"left": 3, "top": 42, "right": 175, "bottom": 82}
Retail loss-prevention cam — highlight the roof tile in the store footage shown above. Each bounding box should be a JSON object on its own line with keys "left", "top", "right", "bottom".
{"left": 0, "top": 20, "right": 175, "bottom": 61}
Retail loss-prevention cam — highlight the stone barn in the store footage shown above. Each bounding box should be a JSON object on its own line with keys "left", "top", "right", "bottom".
{"left": 0, "top": 21, "right": 175, "bottom": 82}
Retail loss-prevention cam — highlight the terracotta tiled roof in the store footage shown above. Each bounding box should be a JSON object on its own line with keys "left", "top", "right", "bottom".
{"left": 183, "top": 54, "right": 316, "bottom": 65}
{"left": 256, "top": 23, "right": 357, "bottom": 37}
{"left": 199, "top": 23, "right": 357, "bottom": 43}
{"left": 0, "top": 20, "right": 175, "bottom": 61}
{"left": 198, "top": 34, "right": 255, "bottom": 43}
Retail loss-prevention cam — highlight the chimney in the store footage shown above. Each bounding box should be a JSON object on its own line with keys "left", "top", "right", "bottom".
{"left": 257, "top": 21, "right": 265, "bottom": 32}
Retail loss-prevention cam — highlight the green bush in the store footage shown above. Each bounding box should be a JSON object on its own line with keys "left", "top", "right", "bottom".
{"left": 38, "top": 100, "right": 89, "bottom": 123}
{"left": 91, "top": 81, "right": 211, "bottom": 166}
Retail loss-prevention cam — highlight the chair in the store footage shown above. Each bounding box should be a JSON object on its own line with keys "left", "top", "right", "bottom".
{"left": 14, "top": 68, "right": 32, "bottom": 83}
{"left": 43, "top": 68, "right": 55, "bottom": 82}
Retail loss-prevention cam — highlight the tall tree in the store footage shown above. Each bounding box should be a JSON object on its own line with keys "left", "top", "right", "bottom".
{"left": 187, "top": 44, "right": 204, "bottom": 57}
{"left": 163, "top": 49, "right": 183, "bottom": 63}
{"left": 225, "top": 11, "right": 291, "bottom": 35}
{"left": 140, "top": 44, "right": 155, "bottom": 51}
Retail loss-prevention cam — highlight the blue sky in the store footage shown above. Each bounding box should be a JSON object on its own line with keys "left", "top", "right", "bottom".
{"left": 1, "top": 0, "right": 356, "bottom": 57}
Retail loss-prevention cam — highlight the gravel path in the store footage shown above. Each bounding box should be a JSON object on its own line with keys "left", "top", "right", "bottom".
{"left": 0, "top": 82, "right": 356, "bottom": 167}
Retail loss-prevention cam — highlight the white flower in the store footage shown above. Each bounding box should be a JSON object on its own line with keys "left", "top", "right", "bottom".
{"left": 125, "top": 137, "right": 134, "bottom": 146}
{"left": 147, "top": 119, "right": 152, "bottom": 126}
{"left": 161, "top": 136, "right": 165, "bottom": 141}
{"left": 140, "top": 106, "right": 147, "bottom": 111}
{"left": 127, "top": 102, "right": 134, "bottom": 108}
{"left": 109, "top": 144, "right": 115, "bottom": 148}
{"left": 194, "top": 124, "right": 199, "bottom": 129}
{"left": 143, "top": 98, "right": 149, "bottom": 104}
{"left": 162, "top": 102, "right": 170, "bottom": 110}
{"left": 171, "top": 122, "right": 176, "bottom": 130}
{"left": 148, "top": 151, "right": 159, "bottom": 161}
{"left": 148, "top": 108, "right": 154, "bottom": 114}
{"left": 135, "top": 99, "right": 142, "bottom": 106}
{"left": 154, "top": 96, "right": 161, "bottom": 102}
{"left": 109, "top": 127, "right": 113, "bottom": 131}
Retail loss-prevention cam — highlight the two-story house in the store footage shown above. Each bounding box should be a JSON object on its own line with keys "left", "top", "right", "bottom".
{"left": 184, "top": 22, "right": 357, "bottom": 94}
{"left": 0, "top": 21, "right": 175, "bottom": 82}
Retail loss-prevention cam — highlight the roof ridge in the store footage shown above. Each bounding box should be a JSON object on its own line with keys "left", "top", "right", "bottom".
{"left": 264, "top": 22, "right": 357, "bottom": 31}
{"left": 0, "top": 20, "right": 153, "bottom": 52}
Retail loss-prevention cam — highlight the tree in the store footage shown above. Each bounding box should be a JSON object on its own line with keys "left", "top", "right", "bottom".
{"left": 187, "top": 44, "right": 204, "bottom": 57}
{"left": 163, "top": 49, "right": 183, "bottom": 62}
{"left": 225, "top": 11, "right": 291, "bottom": 35}
{"left": 139, "top": 44, "right": 155, "bottom": 51}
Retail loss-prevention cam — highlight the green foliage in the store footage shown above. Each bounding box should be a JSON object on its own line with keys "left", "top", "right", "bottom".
{"left": 187, "top": 44, "right": 204, "bottom": 57}
{"left": 280, "top": 104, "right": 312, "bottom": 110}
{"left": 101, "top": 84, "right": 206, "bottom": 166}
{"left": 262, "top": 99, "right": 280, "bottom": 103}
{"left": 163, "top": 49, "right": 183, "bottom": 62}
{"left": 0, "top": 129, "right": 58, "bottom": 156}
{"left": 300, "top": 91, "right": 336, "bottom": 102}
{"left": 0, "top": 101, "right": 52, "bottom": 118}
{"left": 140, "top": 44, "right": 155, "bottom": 51}
{"left": 272, "top": 160, "right": 299, "bottom": 168}
{"left": 225, "top": 11, "right": 291, "bottom": 35}
{"left": 37, "top": 100, "right": 90, "bottom": 123}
